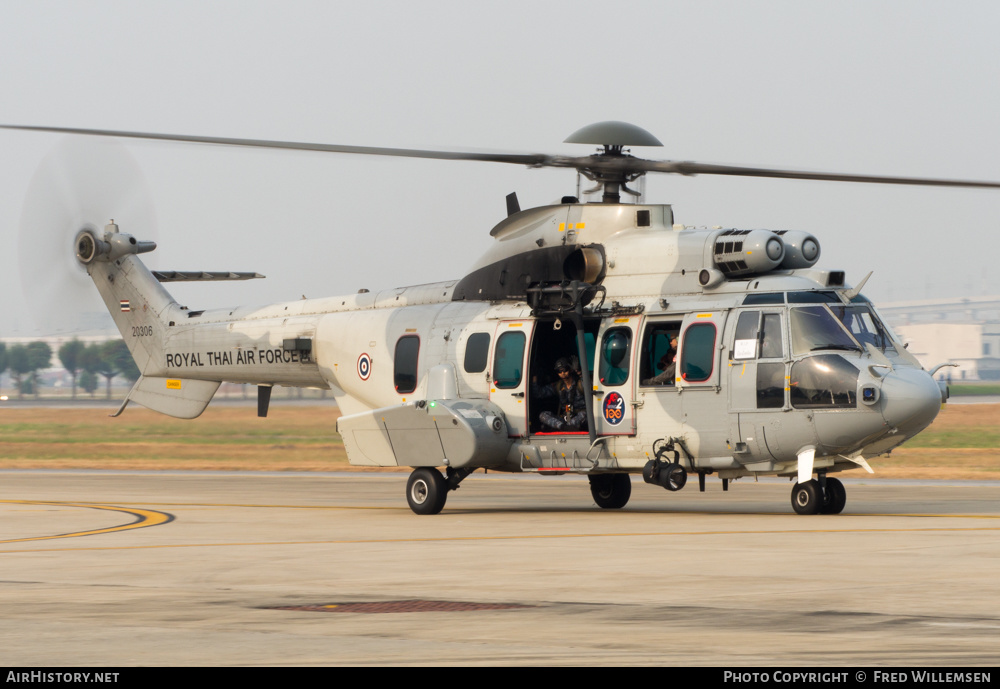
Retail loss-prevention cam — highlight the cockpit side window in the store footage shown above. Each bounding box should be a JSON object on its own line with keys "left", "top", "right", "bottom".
{"left": 761, "top": 313, "right": 784, "bottom": 358}
{"left": 757, "top": 363, "right": 785, "bottom": 408}
{"left": 733, "top": 311, "right": 760, "bottom": 360}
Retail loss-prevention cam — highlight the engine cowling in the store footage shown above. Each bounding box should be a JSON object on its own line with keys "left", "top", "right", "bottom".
{"left": 775, "top": 230, "right": 821, "bottom": 269}
{"left": 712, "top": 229, "right": 785, "bottom": 277}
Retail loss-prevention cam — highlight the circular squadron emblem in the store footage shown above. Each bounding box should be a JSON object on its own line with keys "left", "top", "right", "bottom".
{"left": 357, "top": 353, "right": 372, "bottom": 380}
{"left": 602, "top": 391, "right": 625, "bottom": 425}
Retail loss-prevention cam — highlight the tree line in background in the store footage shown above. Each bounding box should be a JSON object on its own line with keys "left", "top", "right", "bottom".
{"left": 0, "top": 339, "right": 139, "bottom": 399}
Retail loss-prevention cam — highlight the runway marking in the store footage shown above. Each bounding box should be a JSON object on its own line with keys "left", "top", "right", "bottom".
{"left": 23, "top": 500, "right": 1000, "bottom": 520}
{"left": 2, "top": 521, "right": 999, "bottom": 554}
{"left": 0, "top": 500, "right": 174, "bottom": 544}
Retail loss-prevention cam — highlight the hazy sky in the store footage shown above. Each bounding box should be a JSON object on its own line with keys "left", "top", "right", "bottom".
{"left": 2, "top": 0, "right": 999, "bottom": 336}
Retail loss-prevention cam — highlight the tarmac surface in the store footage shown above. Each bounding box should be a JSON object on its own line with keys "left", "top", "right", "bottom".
{"left": 1, "top": 470, "right": 998, "bottom": 666}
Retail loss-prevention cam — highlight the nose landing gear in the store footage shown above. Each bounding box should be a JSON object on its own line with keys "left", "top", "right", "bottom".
{"left": 791, "top": 475, "right": 847, "bottom": 515}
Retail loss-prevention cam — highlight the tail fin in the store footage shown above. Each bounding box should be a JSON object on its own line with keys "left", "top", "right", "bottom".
{"left": 79, "top": 221, "right": 220, "bottom": 418}
{"left": 77, "top": 221, "right": 173, "bottom": 373}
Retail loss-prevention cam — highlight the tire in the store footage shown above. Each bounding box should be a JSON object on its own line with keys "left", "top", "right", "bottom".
{"left": 820, "top": 477, "right": 847, "bottom": 515}
{"left": 791, "top": 479, "right": 821, "bottom": 515}
{"left": 406, "top": 467, "right": 448, "bottom": 515}
{"left": 590, "top": 473, "right": 631, "bottom": 509}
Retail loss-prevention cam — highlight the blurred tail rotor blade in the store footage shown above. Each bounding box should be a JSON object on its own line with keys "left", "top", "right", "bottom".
{"left": 17, "top": 136, "right": 158, "bottom": 334}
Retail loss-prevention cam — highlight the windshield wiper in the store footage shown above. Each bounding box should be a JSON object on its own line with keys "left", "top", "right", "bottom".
{"left": 811, "top": 344, "right": 862, "bottom": 352}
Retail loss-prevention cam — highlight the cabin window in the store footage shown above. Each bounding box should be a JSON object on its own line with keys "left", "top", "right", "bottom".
{"left": 639, "top": 321, "right": 681, "bottom": 386}
{"left": 680, "top": 323, "right": 716, "bottom": 383}
{"left": 464, "top": 332, "right": 490, "bottom": 373}
{"left": 393, "top": 335, "right": 420, "bottom": 394}
{"left": 599, "top": 327, "right": 632, "bottom": 386}
{"left": 493, "top": 331, "right": 525, "bottom": 389}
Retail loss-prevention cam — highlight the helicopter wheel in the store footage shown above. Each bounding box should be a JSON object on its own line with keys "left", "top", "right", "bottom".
{"left": 819, "top": 477, "right": 847, "bottom": 515}
{"left": 406, "top": 467, "right": 448, "bottom": 515}
{"left": 589, "top": 473, "right": 631, "bottom": 509}
{"left": 791, "top": 479, "right": 821, "bottom": 515}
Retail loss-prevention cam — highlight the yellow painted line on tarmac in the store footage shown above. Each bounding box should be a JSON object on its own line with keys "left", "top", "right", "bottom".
{"left": 30, "top": 500, "right": 1000, "bottom": 520}
{"left": 0, "top": 500, "right": 173, "bottom": 544}
{"left": 2, "top": 521, "right": 999, "bottom": 555}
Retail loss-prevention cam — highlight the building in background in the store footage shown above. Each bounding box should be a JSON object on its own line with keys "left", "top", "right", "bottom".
{"left": 880, "top": 297, "right": 1000, "bottom": 381}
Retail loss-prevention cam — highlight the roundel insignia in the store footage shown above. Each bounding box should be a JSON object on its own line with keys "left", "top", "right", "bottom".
{"left": 357, "top": 353, "right": 372, "bottom": 381}
{"left": 602, "top": 391, "right": 625, "bottom": 425}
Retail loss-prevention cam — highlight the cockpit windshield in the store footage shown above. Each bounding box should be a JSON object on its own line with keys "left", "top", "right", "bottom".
{"left": 827, "top": 304, "right": 894, "bottom": 352}
{"left": 789, "top": 306, "right": 861, "bottom": 356}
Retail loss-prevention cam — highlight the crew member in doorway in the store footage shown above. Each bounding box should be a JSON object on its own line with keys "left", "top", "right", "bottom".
{"left": 642, "top": 334, "right": 678, "bottom": 386}
{"left": 532, "top": 357, "right": 588, "bottom": 432}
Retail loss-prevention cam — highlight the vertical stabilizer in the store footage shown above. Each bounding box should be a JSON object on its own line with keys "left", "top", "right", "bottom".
{"left": 77, "top": 221, "right": 174, "bottom": 373}
{"left": 77, "top": 222, "right": 220, "bottom": 419}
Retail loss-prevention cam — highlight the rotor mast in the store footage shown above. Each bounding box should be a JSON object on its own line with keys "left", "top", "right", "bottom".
{"left": 563, "top": 121, "right": 663, "bottom": 204}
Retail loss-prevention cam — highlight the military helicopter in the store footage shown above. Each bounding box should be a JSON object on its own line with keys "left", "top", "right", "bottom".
{"left": 6, "top": 121, "right": 999, "bottom": 516}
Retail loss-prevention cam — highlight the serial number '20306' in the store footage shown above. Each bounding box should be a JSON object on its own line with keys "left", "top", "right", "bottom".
{"left": 132, "top": 325, "right": 154, "bottom": 337}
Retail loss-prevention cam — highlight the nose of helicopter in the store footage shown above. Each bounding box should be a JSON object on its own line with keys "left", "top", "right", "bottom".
{"left": 879, "top": 368, "right": 943, "bottom": 436}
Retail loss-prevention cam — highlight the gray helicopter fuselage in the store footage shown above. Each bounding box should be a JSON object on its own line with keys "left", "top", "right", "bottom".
{"left": 85, "top": 201, "right": 943, "bottom": 484}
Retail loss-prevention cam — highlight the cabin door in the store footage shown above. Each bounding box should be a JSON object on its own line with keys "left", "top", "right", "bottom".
{"left": 593, "top": 317, "right": 640, "bottom": 436}
{"left": 489, "top": 320, "right": 534, "bottom": 438}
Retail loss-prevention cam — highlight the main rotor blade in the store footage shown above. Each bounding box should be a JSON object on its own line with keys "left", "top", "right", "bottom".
{"left": 5, "top": 124, "right": 1000, "bottom": 190}
{"left": 0, "top": 124, "right": 551, "bottom": 167}
{"left": 634, "top": 160, "right": 1000, "bottom": 189}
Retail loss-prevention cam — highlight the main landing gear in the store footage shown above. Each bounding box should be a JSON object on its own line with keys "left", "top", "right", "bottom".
{"left": 791, "top": 476, "right": 847, "bottom": 515}
{"left": 589, "top": 473, "right": 632, "bottom": 509}
{"left": 405, "top": 466, "right": 475, "bottom": 515}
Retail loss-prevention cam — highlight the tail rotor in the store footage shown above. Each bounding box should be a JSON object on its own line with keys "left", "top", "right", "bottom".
{"left": 17, "top": 136, "right": 158, "bottom": 333}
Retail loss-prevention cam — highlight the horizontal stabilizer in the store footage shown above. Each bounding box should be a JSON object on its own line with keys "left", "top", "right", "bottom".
{"left": 152, "top": 271, "right": 264, "bottom": 282}
{"left": 118, "top": 375, "right": 221, "bottom": 419}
